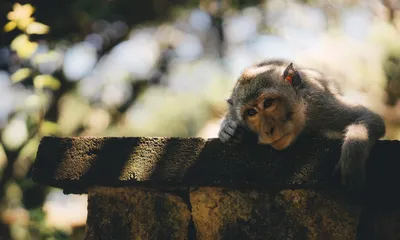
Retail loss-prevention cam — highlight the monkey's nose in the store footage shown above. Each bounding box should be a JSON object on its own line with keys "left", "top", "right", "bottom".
{"left": 270, "top": 127, "right": 275, "bottom": 135}
{"left": 265, "top": 127, "right": 274, "bottom": 136}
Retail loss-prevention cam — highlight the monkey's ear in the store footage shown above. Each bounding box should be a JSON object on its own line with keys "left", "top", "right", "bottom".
{"left": 226, "top": 98, "right": 233, "bottom": 105}
{"left": 283, "top": 63, "right": 301, "bottom": 87}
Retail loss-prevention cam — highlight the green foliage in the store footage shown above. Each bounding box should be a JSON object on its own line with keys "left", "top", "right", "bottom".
{"left": 10, "top": 68, "right": 32, "bottom": 83}
{"left": 1, "top": 3, "right": 66, "bottom": 239}
{"left": 29, "top": 208, "right": 70, "bottom": 240}
{"left": 1, "top": 0, "right": 397, "bottom": 239}
{"left": 33, "top": 75, "right": 61, "bottom": 91}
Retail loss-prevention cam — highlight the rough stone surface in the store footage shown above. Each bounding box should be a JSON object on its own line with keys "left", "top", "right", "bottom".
{"left": 85, "top": 187, "right": 191, "bottom": 240}
{"left": 32, "top": 136, "right": 400, "bottom": 196}
{"left": 31, "top": 136, "right": 400, "bottom": 239}
{"left": 190, "top": 187, "right": 359, "bottom": 240}
{"left": 82, "top": 186, "right": 400, "bottom": 240}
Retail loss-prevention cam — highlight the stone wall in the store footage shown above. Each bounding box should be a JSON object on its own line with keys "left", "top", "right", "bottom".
{"left": 32, "top": 136, "right": 400, "bottom": 239}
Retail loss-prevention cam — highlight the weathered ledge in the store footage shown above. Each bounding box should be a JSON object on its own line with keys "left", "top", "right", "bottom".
{"left": 31, "top": 136, "right": 400, "bottom": 239}
{"left": 32, "top": 136, "right": 400, "bottom": 194}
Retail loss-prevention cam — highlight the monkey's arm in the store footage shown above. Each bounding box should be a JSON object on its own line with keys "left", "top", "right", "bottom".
{"left": 218, "top": 113, "right": 257, "bottom": 144}
{"left": 312, "top": 96, "right": 386, "bottom": 189}
{"left": 218, "top": 113, "right": 244, "bottom": 144}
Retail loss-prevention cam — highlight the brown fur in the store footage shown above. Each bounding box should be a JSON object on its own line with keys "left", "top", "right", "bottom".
{"left": 219, "top": 58, "right": 386, "bottom": 189}
{"left": 240, "top": 92, "right": 306, "bottom": 150}
{"left": 240, "top": 66, "right": 272, "bottom": 83}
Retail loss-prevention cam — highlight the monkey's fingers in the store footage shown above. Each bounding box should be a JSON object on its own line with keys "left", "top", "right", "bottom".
{"left": 218, "top": 131, "right": 230, "bottom": 143}
{"left": 227, "top": 122, "right": 245, "bottom": 134}
{"left": 224, "top": 129, "right": 244, "bottom": 144}
{"left": 218, "top": 128, "right": 238, "bottom": 142}
{"left": 219, "top": 122, "right": 244, "bottom": 144}
{"left": 219, "top": 132, "right": 242, "bottom": 144}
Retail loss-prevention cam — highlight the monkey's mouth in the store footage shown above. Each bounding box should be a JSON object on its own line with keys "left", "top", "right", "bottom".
{"left": 259, "top": 134, "right": 291, "bottom": 150}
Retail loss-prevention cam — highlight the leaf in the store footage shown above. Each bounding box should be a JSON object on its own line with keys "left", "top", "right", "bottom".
{"left": 1, "top": 116, "right": 28, "bottom": 151}
{"left": 33, "top": 74, "right": 61, "bottom": 90}
{"left": 24, "top": 94, "right": 46, "bottom": 112}
{"left": 4, "top": 21, "right": 17, "bottom": 32}
{"left": 40, "top": 121, "right": 58, "bottom": 135}
{"left": 0, "top": 143, "right": 6, "bottom": 170}
{"left": 16, "top": 137, "right": 40, "bottom": 167}
{"left": 7, "top": 3, "right": 35, "bottom": 21}
{"left": 10, "top": 34, "right": 38, "bottom": 59}
{"left": 17, "top": 17, "right": 35, "bottom": 30}
{"left": 26, "top": 22, "right": 49, "bottom": 35}
{"left": 32, "top": 51, "right": 61, "bottom": 65}
{"left": 7, "top": 3, "right": 35, "bottom": 31}
{"left": 10, "top": 68, "right": 32, "bottom": 83}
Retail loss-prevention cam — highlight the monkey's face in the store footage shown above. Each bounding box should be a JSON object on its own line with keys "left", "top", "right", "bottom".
{"left": 241, "top": 92, "right": 304, "bottom": 150}
{"left": 230, "top": 60, "right": 306, "bottom": 150}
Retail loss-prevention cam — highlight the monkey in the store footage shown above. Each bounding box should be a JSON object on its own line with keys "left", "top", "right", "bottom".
{"left": 219, "top": 59, "right": 386, "bottom": 189}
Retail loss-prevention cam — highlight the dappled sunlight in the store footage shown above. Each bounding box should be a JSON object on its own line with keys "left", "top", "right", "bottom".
{"left": 63, "top": 42, "right": 97, "bottom": 81}
{"left": 126, "top": 87, "right": 212, "bottom": 136}
{"left": 43, "top": 190, "right": 88, "bottom": 232}
{"left": 1, "top": 0, "right": 400, "bottom": 238}
{"left": 5, "top": 3, "right": 35, "bottom": 31}
{"left": 10, "top": 34, "right": 38, "bottom": 59}
{"left": 114, "top": 31, "right": 160, "bottom": 78}
{"left": 1, "top": 115, "right": 29, "bottom": 151}
{"left": 0, "top": 145, "right": 7, "bottom": 173}
{"left": 84, "top": 108, "right": 111, "bottom": 133}
{"left": 0, "top": 84, "right": 32, "bottom": 129}
{"left": 57, "top": 94, "right": 91, "bottom": 136}
{"left": 31, "top": 49, "right": 63, "bottom": 75}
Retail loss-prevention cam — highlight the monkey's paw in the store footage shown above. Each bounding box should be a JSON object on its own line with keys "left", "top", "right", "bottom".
{"left": 334, "top": 140, "right": 370, "bottom": 190}
{"left": 218, "top": 121, "right": 245, "bottom": 144}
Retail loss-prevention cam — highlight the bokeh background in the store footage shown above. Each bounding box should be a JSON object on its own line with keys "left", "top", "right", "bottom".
{"left": 0, "top": 0, "right": 399, "bottom": 239}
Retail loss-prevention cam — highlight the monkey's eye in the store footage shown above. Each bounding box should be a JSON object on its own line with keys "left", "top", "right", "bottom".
{"left": 247, "top": 108, "right": 257, "bottom": 116}
{"left": 263, "top": 98, "right": 275, "bottom": 108}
